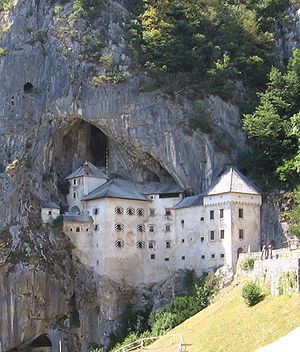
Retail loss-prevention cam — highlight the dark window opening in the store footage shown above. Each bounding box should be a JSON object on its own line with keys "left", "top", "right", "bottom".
{"left": 165, "top": 257, "right": 169, "bottom": 261}
{"left": 165, "top": 225, "right": 171, "bottom": 232}
{"left": 96, "top": 260, "right": 99, "bottom": 266}
{"left": 94, "top": 224, "right": 100, "bottom": 231}
{"left": 73, "top": 192, "right": 76, "bottom": 199}
{"left": 181, "top": 239, "right": 185, "bottom": 243}
{"left": 210, "top": 231, "right": 215, "bottom": 241}
{"left": 115, "top": 240, "right": 124, "bottom": 248}
{"left": 182, "top": 256, "right": 185, "bottom": 260}
{"left": 239, "top": 229, "right": 244, "bottom": 239}
{"left": 201, "top": 236, "right": 204, "bottom": 242}
{"left": 73, "top": 179, "right": 77, "bottom": 185}
{"left": 24, "top": 82, "right": 33, "bottom": 94}
{"left": 137, "top": 224, "right": 145, "bottom": 232}
{"left": 165, "top": 209, "right": 171, "bottom": 216}
{"left": 210, "top": 210, "right": 214, "bottom": 219}
{"left": 115, "top": 223, "right": 124, "bottom": 231}
{"left": 220, "top": 230, "right": 225, "bottom": 239}
{"left": 150, "top": 208, "right": 155, "bottom": 216}
{"left": 148, "top": 241, "right": 155, "bottom": 249}
{"left": 151, "top": 254, "right": 155, "bottom": 259}
{"left": 159, "top": 193, "right": 180, "bottom": 198}
{"left": 181, "top": 219, "right": 184, "bottom": 227}
{"left": 149, "top": 225, "right": 154, "bottom": 232}
{"left": 127, "top": 208, "right": 135, "bottom": 216}
{"left": 29, "top": 334, "right": 52, "bottom": 348}
{"left": 220, "top": 209, "right": 224, "bottom": 218}
{"left": 201, "top": 255, "right": 205, "bottom": 259}
{"left": 200, "top": 217, "right": 204, "bottom": 221}
{"left": 239, "top": 208, "right": 244, "bottom": 218}
{"left": 115, "top": 207, "right": 124, "bottom": 215}
{"left": 211, "top": 254, "right": 215, "bottom": 259}
{"left": 136, "top": 241, "right": 145, "bottom": 248}
{"left": 165, "top": 241, "right": 171, "bottom": 248}
{"left": 137, "top": 208, "right": 145, "bottom": 217}
{"left": 92, "top": 208, "right": 100, "bottom": 215}
{"left": 76, "top": 227, "right": 80, "bottom": 232}
{"left": 11, "top": 96, "right": 14, "bottom": 106}
{"left": 221, "top": 253, "right": 225, "bottom": 258}
{"left": 48, "top": 211, "right": 52, "bottom": 215}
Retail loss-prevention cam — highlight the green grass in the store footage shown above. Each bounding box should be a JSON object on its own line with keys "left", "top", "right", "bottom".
{"left": 146, "top": 280, "right": 300, "bottom": 352}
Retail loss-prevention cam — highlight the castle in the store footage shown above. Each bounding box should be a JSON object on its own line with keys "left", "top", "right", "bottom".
{"left": 42, "top": 161, "right": 262, "bottom": 285}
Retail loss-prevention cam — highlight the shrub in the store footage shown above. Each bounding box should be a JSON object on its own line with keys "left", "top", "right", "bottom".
{"left": 24, "top": 156, "right": 33, "bottom": 169}
{"left": 279, "top": 271, "right": 297, "bottom": 296}
{"left": 242, "top": 280, "right": 261, "bottom": 307}
{"left": 0, "top": 47, "right": 7, "bottom": 57}
{"left": 0, "top": 0, "right": 13, "bottom": 12}
{"left": 57, "top": 179, "right": 70, "bottom": 195}
{"left": 241, "top": 256, "right": 255, "bottom": 272}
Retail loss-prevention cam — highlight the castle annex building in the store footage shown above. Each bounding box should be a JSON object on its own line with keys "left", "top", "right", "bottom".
{"left": 42, "top": 162, "right": 262, "bottom": 285}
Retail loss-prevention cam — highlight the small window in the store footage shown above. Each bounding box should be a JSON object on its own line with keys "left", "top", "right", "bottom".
{"left": 201, "top": 255, "right": 205, "bottom": 259}
{"left": 181, "top": 219, "right": 184, "bottom": 227}
{"left": 201, "top": 236, "right": 204, "bottom": 242}
{"left": 76, "top": 227, "right": 80, "bottom": 232}
{"left": 151, "top": 254, "right": 155, "bottom": 259}
{"left": 165, "top": 258, "right": 169, "bottom": 262}
{"left": 211, "top": 254, "right": 215, "bottom": 259}
{"left": 69, "top": 228, "right": 73, "bottom": 232}
{"left": 92, "top": 208, "right": 100, "bottom": 215}
{"left": 137, "top": 224, "right": 145, "bottom": 232}
{"left": 94, "top": 224, "right": 100, "bottom": 231}
{"left": 210, "top": 210, "right": 214, "bottom": 219}
{"left": 149, "top": 225, "right": 155, "bottom": 232}
{"left": 73, "top": 192, "right": 76, "bottom": 199}
{"left": 137, "top": 208, "right": 145, "bottom": 217}
{"left": 136, "top": 241, "right": 145, "bottom": 248}
{"left": 200, "top": 217, "right": 204, "bottom": 221}
{"left": 48, "top": 211, "right": 52, "bottom": 215}
{"left": 239, "top": 208, "right": 244, "bottom": 218}
{"left": 220, "top": 253, "right": 225, "bottom": 258}
{"left": 86, "top": 228, "right": 89, "bottom": 232}
{"left": 220, "top": 209, "right": 224, "bottom": 218}
{"left": 220, "top": 230, "right": 225, "bottom": 239}
{"left": 115, "top": 207, "right": 124, "bottom": 215}
{"left": 165, "top": 225, "right": 171, "bottom": 232}
{"left": 24, "top": 82, "right": 33, "bottom": 93}
{"left": 165, "top": 241, "right": 171, "bottom": 248}
{"left": 165, "top": 209, "right": 171, "bottom": 217}
{"left": 239, "top": 229, "right": 244, "bottom": 240}
{"left": 148, "top": 241, "right": 155, "bottom": 249}
{"left": 181, "top": 239, "right": 185, "bottom": 243}
{"left": 73, "top": 179, "right": 77, "bottom": 186}
{"left": 149, "top": 208, "right": 155, "bottom": 217}
{"left": 115, "top": 223, "right": 124, "bottom": 231}
{"left": 150, "top": 195, "right": 154, "bottom": 200}
{"left": 126, "top": 208, "right": 135, "bottom": 216}
{"left": 181, "top": 256, "right": 185, "bottom": 261}
{"left": 210, "top": 231, "right": 215, "bottom": 241}
{"left": 115, "top": 240, "right": 124, "bottom": 248}
{"left": 96, "top": 260, "right": 99, "bottom": 266}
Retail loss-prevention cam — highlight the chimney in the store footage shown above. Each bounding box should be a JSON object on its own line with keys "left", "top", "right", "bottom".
{"left": 83, "top": 161, "right": 90, "bottom": 175}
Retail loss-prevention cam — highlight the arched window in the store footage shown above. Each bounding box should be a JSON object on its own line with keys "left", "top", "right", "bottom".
{"left": 137, "top": 224, "right": 145, "bottom": 233}
{"left": 115, "top": 239, "right": 125, "bottom": 248}
{"left": 115, "top": 223, "right": 124, "bottom": 231}
{"left": 115, "top": 207, "right": 124, "bottom": 215}
{"left": 137, "top": 208, "right": 145, "bottom": 217}
{"left": 94, "top": 224, "right": 100, "bottom": 231}
{"left": 126, "top": 208, "right": 135, "bottom": 216}
{"left": 76, "top": 227, "right": 80, "bottom": 232}
{"left": 24, "top": 82, "right": 33, "bottom": 94}
{"left": 136, "top": 241, "right": 145, "bottom": 249}
{"left": 92, "top": 208, "right": 100, "bottom": 215}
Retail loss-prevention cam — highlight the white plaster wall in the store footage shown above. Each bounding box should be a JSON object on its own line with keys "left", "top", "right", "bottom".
{"left": 41, "top": 208, "right": 60, "bottom": 224}
{"left": 204, "top": 193, "right": 261, "bottom": 206}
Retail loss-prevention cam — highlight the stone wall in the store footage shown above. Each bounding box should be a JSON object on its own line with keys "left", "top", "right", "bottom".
{"left": 237, "top": 249, "right": 300, "bottom": 296}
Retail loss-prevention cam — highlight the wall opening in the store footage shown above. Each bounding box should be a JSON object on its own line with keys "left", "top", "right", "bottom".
{"left": 24, "top": 82, "right": 34, "bottom": 94}
{"left": 28, "top": 334, "right": 52, "bottom": 351}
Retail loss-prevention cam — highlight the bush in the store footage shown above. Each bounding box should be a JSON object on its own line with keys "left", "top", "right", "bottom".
{"left": 279, "top": 271, "right": 297, "bottom": 296}
{"left": 0, "top": 0, "right": 13, "bottom": 12}
{"left": 0, "top": 47, "right": 7, "bottom": 57}
{"left": 241, "top": 257, "right": 255, "bottom": 272}
{"left": 242, "top": 280, "right": 261, "bottom": 307}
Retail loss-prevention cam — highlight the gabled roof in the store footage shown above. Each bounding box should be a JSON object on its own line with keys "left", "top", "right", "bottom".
{"left": 63, "top": 215, "right": 93, "bottom": 223}
{"left": 174, "top": 195, "right": 204, "bottom": 210}
{"left": 203, "top": 167, "right": 261, "bottom": 196}
{"left": 82, "top": 179, "right": 150, "bottom": 202}
{"left": 65, "top": 161, "right": 107, "bottom": 180}
{"left": 41, "top": 201, "right": 60, "bottom": 209}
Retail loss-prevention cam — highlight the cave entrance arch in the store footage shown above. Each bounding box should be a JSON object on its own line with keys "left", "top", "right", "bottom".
{"left": 28, "top": 334, "right": 52, "bottom": 352}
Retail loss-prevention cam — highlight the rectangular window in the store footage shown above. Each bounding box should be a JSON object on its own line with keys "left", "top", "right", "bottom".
{"left": 220, "top": 253, "right": 225, "bottom": 258}
{"left": 149, "top": 225, "right": 154, "bottom": 232}
{"left": 165, "top": 225, "right": 171, "bottom": 232}
{"left": 201, "top": 217, "right": 204, "bottom": 221}
{"left": 151, "top": 254, "right": 155, "bottom": 259}
{"left": 165, "top": 258, "right": 169, "bottom": 261}
{"left": 239, "top": 208, "right": 244, "bottom": 218}
{"left": 210, "top": 231, "right": 215, "bottom": 241}
{"left": 165, "top": 209, "right": 171, "bottom": 217}
{"left": 182, "top": 256, "right": 185, "bottom": 261}
{"left": 73, "top": 179, "right": 77, "bottom": 185}
{"left": 48, "top": 211, "right": 52, "bottom": 215}
{"left": 220, "top": 209, "right": 224, "bottom": 218}
{"left": 211, "top": 254, "right": 215, "bottom": 259}
{"left": 149, "top": 209, "right": 155, "bottom": 217}
{"left": 210, "top": 210, "right": 214, "bottom": 219}
{"left": 201, "top": 255, "right": 205, "bottom": 259}
{"left": 201, "top": 236, "right": 204, "bottom": 242}
{"left": 181, "top": 219, "right": 184, "bottom": 227}
{"left": 165, "top": 241, "right": 171, "bottom": 248}
{"left": 220, "top": 230, "right": 225, "bottom": 240}
{"left": 239, "top": 229, "right": 244, "bottom": 239}
{"left": 73, "top": 192, "right": 76, "bottom": 199}
{"left": 181, "top": 239, "right": 185, "bottom": 243}
{"left": 148, "top": 241, "right": 154, "bottom": 249}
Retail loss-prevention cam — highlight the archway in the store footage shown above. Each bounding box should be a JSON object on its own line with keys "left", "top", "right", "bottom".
{"left": 24, "top": 82, "right": 34, "bottom": 94}
{"left": 28, "top": 334, "right": 52, "bottom": 352}
{"left": 237, "top": 247, "right": 246, "bottom": 259}
{"left": 70, "top": 206, "right": 81, "bottom": 215}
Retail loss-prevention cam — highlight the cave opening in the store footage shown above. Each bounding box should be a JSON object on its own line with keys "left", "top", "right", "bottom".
{"left": 28, "top": 334, "right": 52, "bottom": 351}
{"left": 24, "top": 82, "right": 34, "bottom": 94}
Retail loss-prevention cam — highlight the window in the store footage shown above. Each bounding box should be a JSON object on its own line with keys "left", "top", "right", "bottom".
{"left": 137, "top": 224, "right": 145, "bottom": 232}
{"left": 181, "top": 239, "right": 185, "bottom": 243}
{"left": 220, "top": 209, "right": 224, "bottom": 218}
{"left": 165, "top": 225, "right": 171, "bottom": 232}
{"left": 76, "top": 227, "right": 80, "bottom": 232}
{"left": 115, "top": 239, "right": 124, "bottom": 248}
{"left": 96, "top": 260, "right": 99, "bottom": 266}
{"left": 73, "top": 192, "right": 76, "bottom": 199}
{"left": 239, "top": 208, "right": 244, "bottom": 218}
{"left": 69, "top": 228, "right": 73, "bottom": 232}
{"left": 73, "top": 179, "right": 77, "bottom": 186}
{"left": 115, "top": 207, "right": 124, "bottom": 215}
{"left": 165, "top": 241, "right": 171, "bottom": 248}
{"left": 149, "top": 225, "right": 155, "bottom": 232}
{"left": 48, "top": 211, "right": 52, "bottom": 215}
{"left": 151, "top": 254, "right": 155, "bottom": 259}
{"left": 220, "top": 253, "right": 225, "bottom": 258}
{"left": 149, "top": 208, "right": 155, "bottom": 217}
{"left": 239, "top": 229, "right": 244, "bottom": 239}
{"left": 94, "top": 224, "right": 100, "bottom": 231}
{"left": 201, "top": 236, "right": 204, "bottom": 242}
{"left": 201, "top": 255, "right": 205, "bottom": 259}
{"left": 115, "top": 223, "right": 124, "bottom": 231}
{"left": 136, "top": 241, "right": 145, "bottom": 248}
{"left": 210, "top": 210, "right": 214, "bottom": 219}
{"left": 211, "top": 254, "right": 215, "bottom": 259}
{"left": 181, "top": 219, "right": 184, "bottom": 227}
{"left": 86, "top": 228, "right": 89, "bottom": 232}
{"left": 165, "top": 209, "right": 171, "bottom": 217}
{"left": 210, "top": 231, "right": 215, "bottom": 241}
{"left": 126, "top": 208, "right": 135, "bottom": 216}
{"left": 137, "top": 208, "right": 145, "bottom": 217}
{"left": 150, "top": 195, "right": 154, "bottom": 200}
{"left": 92, "top": 208, "right": 100, "bottom": 215}
{"left": 165, "top": 258, "right": 169, "bottom": 261}
{"left": 220, "top": 230, "right": 225, "bottom": 239}
{"left": 182, "top": 256, "right": 185, "bottom": 261}
{"left": 200, "top": 217, "right": 204, "bottom": 221}
{"left": 148, "top": 241, "right": 155, "bottom": 249}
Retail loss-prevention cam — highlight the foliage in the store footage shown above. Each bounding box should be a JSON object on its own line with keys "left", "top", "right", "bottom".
{"left": 0, "top": 47, "right": 7, "bottom": 57}
{"left": 42, "top": 171, "right": 53, "bottom": 181}
{"left": 24, "top": 156, "right": 33, "bottom": 169}
{"left": 72, "top": 0, "right": 104, "bottom": 19}
{"left": 57, "top": 179, "right": 70, "bottom": 195}
{"left": 242, "top": 280, "right": 262, "bottom": 306}
{"left": 241, "top": 256, "right": 255, "bottom": 272}
{"left": 51, "top": 215, "right": 63, "bottom": 229}
{"left": 279, "top": 271, "right": 298, "bottom": 296}
{"left": 241, "top": 49, "right": 300, "bottom": 189}
{"left": 53, "top": 5, "right": 62, "bottom": 16}
{"left": 0, "top": 0, "right": 13, "bottom": 12}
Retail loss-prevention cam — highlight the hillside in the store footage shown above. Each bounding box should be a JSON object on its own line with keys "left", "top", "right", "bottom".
{"left": 145, "top": 280, "right": 300, "bottom": 352}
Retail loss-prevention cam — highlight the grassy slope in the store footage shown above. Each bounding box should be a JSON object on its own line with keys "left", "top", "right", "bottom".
{"left": 146, "top": 281, "right": 300, "bottom": 352}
